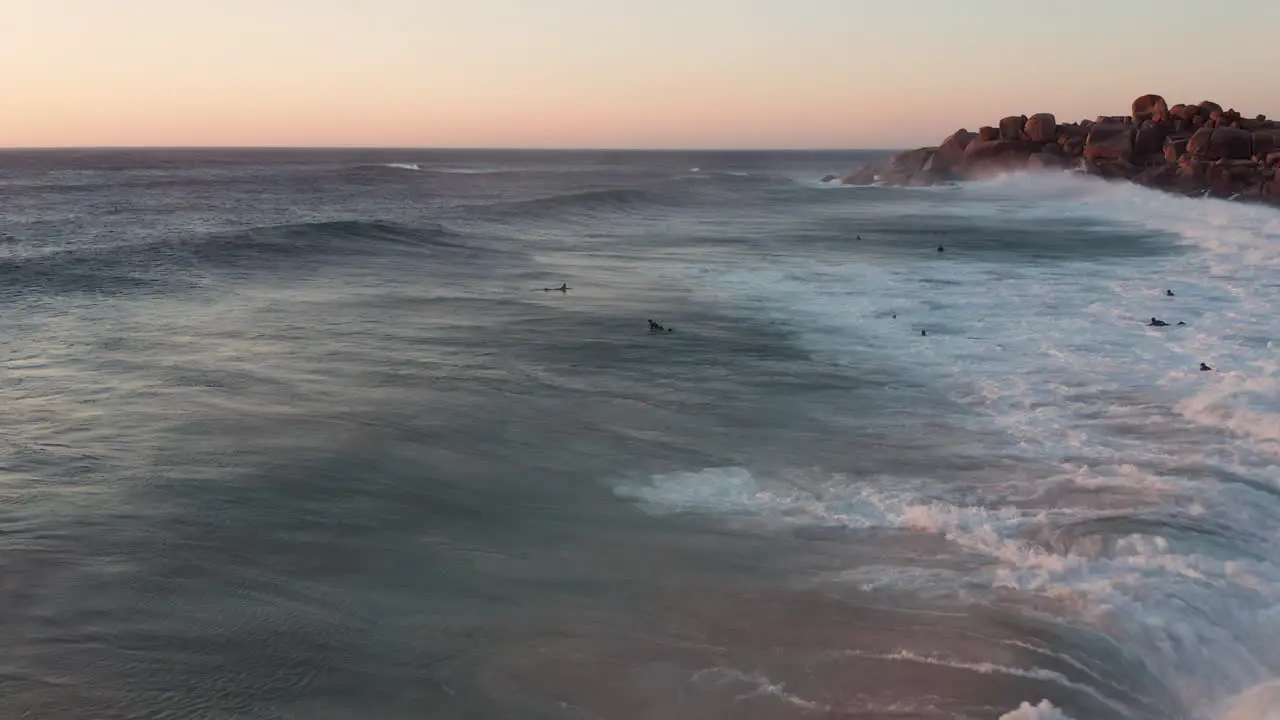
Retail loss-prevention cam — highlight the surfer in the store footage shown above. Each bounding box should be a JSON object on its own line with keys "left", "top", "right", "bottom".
{"left": 1200, "top": 362, "right": 1212, "bottom": 372}
{"left": 1166, "top": 289, "right": 1175, "bottom": 297}
{"left": 1149, "top": 317, "right": 1169, "bottom": 327}
{"left": 543, "top": 283, "right": 569, "bottom": 292}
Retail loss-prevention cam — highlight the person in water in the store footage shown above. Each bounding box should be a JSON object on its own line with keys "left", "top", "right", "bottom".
{"left": 1200, "top": 362, "right": 1212, "bottom": 371}
{"left": 1166, "top": 289, "right": 1175, "bottom": 297}
{"left": 1149, "top": 317, "right": 1169, "bottom": 327}
{"left": 937, "top": 245, "right": 945, "bottom": 252}
{"left": 921, "top": 329, "right": 928, "bottom": 336}
{"left": 648, "top": 319, "right": 665, "bottom": 331}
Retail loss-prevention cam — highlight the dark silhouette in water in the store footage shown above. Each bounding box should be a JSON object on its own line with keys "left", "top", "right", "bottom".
{"left": 856, "top": 234, "right": 862, "bottom": 240}
{"left": 543, "top": 283, "right": 569, "bottom": 292}
{"left": 1177, "top": 321, "right": 1186, "bottom": 326}
{"left": 1149, "top": 317, "right": 1170, "bottom": 327}
{"left": 1201, "top": 362, "right": 1213, "bottom": 371}
{"left": 921, "top": 330, "right": 928, "bottom": 336}
{"left": 892, "top": 313, "right": 897, "bottom": 319}
{"left": 648, "top": 319, "right": 674, "bottom": 333}
{"left": 1166, "top": 289, "right": 1175, "bottom": 297}
{"left": 937, "top": 245, "right": 944, "bottom": 253}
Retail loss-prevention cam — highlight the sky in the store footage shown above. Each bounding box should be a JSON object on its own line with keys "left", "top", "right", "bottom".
{"left": 1, "top": 0, "right": 1277, "bottom": 149}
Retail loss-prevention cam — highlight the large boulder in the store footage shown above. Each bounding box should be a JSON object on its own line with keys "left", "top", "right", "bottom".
{"left": 1132, "top": 163, "right": 1180, "bottom": 190}
{"left": 930, "top": 128, "right": 977, "bottom": 175}
{"left": 1025, "top": 113, "right": 1057, "bottom": 143}
{"left": 999, "top": 115, "right": 1027, "bottom": 141}
{"left": 1164, "top": 136, "right": 1189, "bottom": 164}
{"left": 1169, "top": 104, "right": 1194, "bottom": 122}
{"left": 841, "top": 165, "right": 878, "bottom": 185}
{"left": 1084, "top": 123, "right": 1134, "bottom": 163}
{"left": 1132, "top": 94, "right": 1169, "bottom": 124}
{"left": 1187, "top": 127, "right": 1214, "bottom": 157}
{"left": 964, "top": 139, "right": 1036, "bottom": 162}
{"left": 1205, "top": 160, "right": 1265, "bottom": 197}
{"left": 1253, "top": 131, "right": 1280, "bottom": 158}
{"left": 978, "top": 126, "right": 999, "bottom": 141}
{"left": 1134, "top": 121, "right": 1168, "bottom": 161}
{"left": 1199, "top": 101, "right": 1224, "bottom": 117}
{"left": 880, "top": 147, "right": 939, "bottom": 185}
{"left": 1190, "top": 127, "right": 1254, "bottom": 160}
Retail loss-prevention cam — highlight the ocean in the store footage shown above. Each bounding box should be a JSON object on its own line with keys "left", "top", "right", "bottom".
{"left": 2, "top": 148, "right": 1279, "bottom": 720}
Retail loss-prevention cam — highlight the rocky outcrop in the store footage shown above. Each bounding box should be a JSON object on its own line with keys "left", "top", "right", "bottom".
{"left": 1024, "top": 113, "right": 1057, "bottom": 143}
{"left": 839, "top": 93, "right": 1280, "bottom": 207}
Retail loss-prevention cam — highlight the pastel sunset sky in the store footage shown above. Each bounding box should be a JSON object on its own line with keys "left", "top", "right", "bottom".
{"left": 3, "top": 0, "right": 1277, "bottom": 149}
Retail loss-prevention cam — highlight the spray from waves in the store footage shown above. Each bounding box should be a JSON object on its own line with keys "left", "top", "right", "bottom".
{"left": 950, "top": 171, "right": 1280, "bottom": 457}
{"left": 613, "top": 465, "right": 1280, "bottom": 718}
{"left": 622, "top": 178, "right": 1280, "bottom": 718}
{"left": 371, "top": 163, "right": 522, "bottom": 175}
{"left": 1000, "top": 699, "right": 1078, "bottom": 720}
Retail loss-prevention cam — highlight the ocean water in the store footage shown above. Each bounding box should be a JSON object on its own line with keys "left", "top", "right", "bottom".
{"left": 2, "top": 148, "right": 1279, "bottom": 720}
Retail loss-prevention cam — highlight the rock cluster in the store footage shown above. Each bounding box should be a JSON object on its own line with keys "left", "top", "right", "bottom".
{"left": 836, "top": 94, "right": 1280, "bottom": 205}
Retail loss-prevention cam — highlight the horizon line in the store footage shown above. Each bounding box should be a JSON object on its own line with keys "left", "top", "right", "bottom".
{"left": 0, "top": 144, "right": 905, "bottom": 153}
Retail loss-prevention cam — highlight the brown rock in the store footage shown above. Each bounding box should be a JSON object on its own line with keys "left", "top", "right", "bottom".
{"left": 1024, "top": 113, "right": 1057, "bottom": 143}
{"left": 928, "top": 128, "right": 977, "bottom": 177}
{"left": 979, "top": 126, "right": 999, "bottom": 141}
{"left": 1134, "top": 121, "right": 1168, "bottom": 161}
{"left": 1084, "top": 123, "right": 1134, "bottom": 163}
{"left": 1178, "top": 155, "right": 1208, "bottom": 183}
{"left": 1187, "top": 127, "right": 1215, "bottom": 157}
{"left": 1133, "top": 164, "right": 1180, "bottom": 189}
{"left": 1164, "top": 137, "right": 1189, "bottom": 164}
{"left": 999, "top": 115, "right": 1027, "bottom": 141}
{"left": 1062, "top": 136, "right": 1086, "bottom": 158}
{"left": 880, "top": 147, "right": 939, "bottom": 185}
{"left": 1199, "top": 101, "right": 1224, "bottom": 117}
{"left": 1268, "top": 152, "right": 1280, "bottom": 167}
{"left": 1040, "top": 142, "right": 1064, "bottom": 157}
{"left": 964, "top": 139, "right": 1036, "bottom": 161}
{"left": 1253, "top": 131, "right": 1280, "bottom": 158}
{"left": 841, "top": 166, "right": 878, "bottom": 185}
{"left": 1206, "top": 127, "right": 1253, "bottom": 160}
{"left": 1169, "top": 104, "right": 1193, "bottom": 122}
{"left": 1205, "top": 160, "right": 1264, "bottom": 197}
{"left": 1132, "top": 94, "right": 1169, "bottom": 124}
